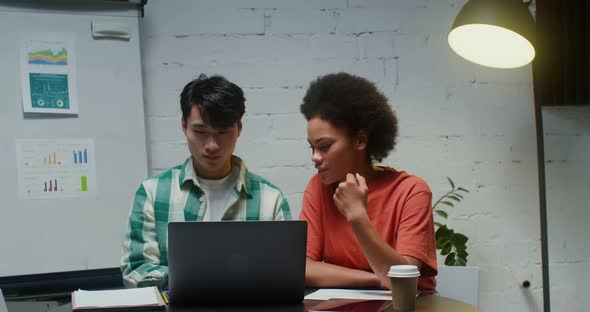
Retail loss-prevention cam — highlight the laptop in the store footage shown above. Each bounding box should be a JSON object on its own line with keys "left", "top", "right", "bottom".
{"left": 168, "top": 220, "right": 307, "bottom": 306}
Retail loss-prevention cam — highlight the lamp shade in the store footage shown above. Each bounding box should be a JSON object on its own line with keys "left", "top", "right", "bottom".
{"left": 448, "top": 0, "right": 536, "bottom": 68}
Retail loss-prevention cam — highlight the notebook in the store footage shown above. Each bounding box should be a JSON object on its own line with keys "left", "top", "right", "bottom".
{"left": 71, "top": 286, "right": 165, "bottom": 311}
{"left": 167, "top": 220, "right": 307, "bottom": 305}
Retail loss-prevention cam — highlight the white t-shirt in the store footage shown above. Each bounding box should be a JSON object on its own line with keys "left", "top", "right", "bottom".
{"left": 197, "top": 165, "right": 240, "bottom": 221}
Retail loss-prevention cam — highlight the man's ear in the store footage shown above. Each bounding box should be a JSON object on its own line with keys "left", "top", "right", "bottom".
{"left": 181, "top": 117, "right": 187, "bottom": 135}
{"left": 237, "top": 120, "right": 243, "bottom": 136}
{"left": 355, "top": 129, "right": 368, "bottom": 151}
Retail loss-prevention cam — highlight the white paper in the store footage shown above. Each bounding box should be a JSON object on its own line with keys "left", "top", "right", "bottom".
{"left": 305, "top": 289, "right": 392, "bottom": 301}
{"left": 16, "top": 138, "right": 96, "bottom": 199}
{"left": 20, "top": 32, "right": 79, "bottom": 115}
{"left": 73, "top": 286, "right": 164, "bottom": 308}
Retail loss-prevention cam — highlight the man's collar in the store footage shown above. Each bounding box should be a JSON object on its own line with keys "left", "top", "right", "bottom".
{"left": 178, "top": 155, "right": 251, "bottom": 196}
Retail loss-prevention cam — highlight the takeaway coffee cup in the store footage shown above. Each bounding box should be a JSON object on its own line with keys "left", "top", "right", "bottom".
{"left": 388, "top": 265, "right": 420, "bottom": 312}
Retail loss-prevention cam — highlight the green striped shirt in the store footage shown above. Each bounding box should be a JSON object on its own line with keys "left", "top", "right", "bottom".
{"left": 120, "top": 156, "right": 292, "bottom": 288}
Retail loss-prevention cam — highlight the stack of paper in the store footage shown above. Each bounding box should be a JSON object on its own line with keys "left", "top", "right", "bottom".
{"left": 305, "top": 289, "right": 392, "bottom": 312}
{"left": 71, "top": 286, "right": 165, "bottom": 311}
{"left": 304, "top": 289, "right": 391, "bottom": 300}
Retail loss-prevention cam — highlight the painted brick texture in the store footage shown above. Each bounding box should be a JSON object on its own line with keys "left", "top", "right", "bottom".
{"left": 137, "top": 1, "right": 565, "bottom": 310}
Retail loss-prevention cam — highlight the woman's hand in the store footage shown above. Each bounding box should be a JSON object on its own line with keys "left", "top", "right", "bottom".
{"left": 378, "top": 276, "right": 392, "bottom": 290}
{"left": 333, "top": 173, "right": 369, "bottom": 222}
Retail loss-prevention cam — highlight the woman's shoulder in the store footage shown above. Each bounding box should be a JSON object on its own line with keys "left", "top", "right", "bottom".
{"left": 376, "top": 167, "right": 431, "bottom": 193}
{"left": 305, "top": 173, "right": 323, "bottom": 189}
{"left": 304, "top": 174, "right": 333, "bottom": 195}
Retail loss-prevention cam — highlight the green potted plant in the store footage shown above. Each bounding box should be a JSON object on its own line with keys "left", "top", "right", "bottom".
{"left": 433, "top": 177, "right": 469, "bottom": 266}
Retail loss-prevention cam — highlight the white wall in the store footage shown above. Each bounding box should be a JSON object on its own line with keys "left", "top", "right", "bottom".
{"left": 140, "top": 0, "right": 545, "bottom": 310}
{"left": 543, "top": 107, "right": 590, "bottom": 312}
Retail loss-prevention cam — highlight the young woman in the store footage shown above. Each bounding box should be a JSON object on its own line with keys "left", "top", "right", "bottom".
{"left": 299, "top": 73, "right": 437, "bottom": 295}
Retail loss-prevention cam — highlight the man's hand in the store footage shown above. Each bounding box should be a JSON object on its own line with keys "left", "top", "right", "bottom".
{"left": 333, "top": 173, "right": 369, "bottom": 222}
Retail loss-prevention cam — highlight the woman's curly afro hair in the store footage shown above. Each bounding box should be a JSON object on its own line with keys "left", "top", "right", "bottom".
{"left": 300, "top": 72, "right": 398, "bottom": 163}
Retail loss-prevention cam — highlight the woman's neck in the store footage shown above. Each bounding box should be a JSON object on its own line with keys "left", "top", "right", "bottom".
{"left": 356, "top": 162, "right": 381, "bottom": 184}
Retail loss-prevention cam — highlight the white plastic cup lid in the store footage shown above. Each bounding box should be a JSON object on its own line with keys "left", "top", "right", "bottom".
{"left": 388, "top": 265, "right": 420, "bottom": 278}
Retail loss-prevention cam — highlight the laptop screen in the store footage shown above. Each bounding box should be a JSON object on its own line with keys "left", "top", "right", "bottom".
{"left": 168, "top": 220, "right": 307, "bottom": 305}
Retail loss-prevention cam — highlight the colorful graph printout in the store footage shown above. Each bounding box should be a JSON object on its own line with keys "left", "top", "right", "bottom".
{"left": 16, "top": 139, "right": 96, "bottom": 199}
{"left": 20, "top": 33, "right": 78, "bottom": 114}
{"left": 28, "top": 47, "right": 68, "bottom": 65}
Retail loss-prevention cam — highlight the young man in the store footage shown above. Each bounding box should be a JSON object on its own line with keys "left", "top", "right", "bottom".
{"left": 120, "top": 74, "right": 292, "bottom": 288}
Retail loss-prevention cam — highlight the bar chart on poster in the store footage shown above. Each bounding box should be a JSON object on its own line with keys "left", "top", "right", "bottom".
{"left": 16, "top": 139, "right": 96, "bottom": 199}
{"left": 0, "top": 1, "right": 148, "bottom": 279}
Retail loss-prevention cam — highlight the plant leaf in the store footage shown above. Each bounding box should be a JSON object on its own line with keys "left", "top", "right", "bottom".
{"left": 451, "top": 233, "right": 469, "bottom": 245}
{"left": 434, "top": 210, "right": 448, "bottom": 219}
{"left": 457, "top": 250, "right": 468, "bottom": 258}
{"left": 436, "top": 235, "right": 451, "bottom": 248}
{"left": 436, "top": 236, "right": 448, "bottom": 248}
{"left": 431, "top": 179, "right": 470, "bottom": 265}
{"left": 447, "top": 177, "right": 455, "bottom": 189}
{"left": 441, "top": 244, "right": 452, "bottom": 255}
{"left": 444, "top": 252, "right": 456, "bottom": 266}
{"left": 455, "top": 244, "right": 467, "bottom": 253}
{"left": 451, "top": 192, "right": 464, "bottom": 199}
{"left": 435, "top": 225, "right": 453, "bottom": 240}
{"left": 435, "top": 224, "right": 448, "bottom": 235}
{"left": 440, "top": 201, "right": 454, "bottom": 207}
{"left": 447, "top": 195, "right": 461, "bottom": 202}
{"left": 456, "top": 257, "right": 467, "bottom": 266}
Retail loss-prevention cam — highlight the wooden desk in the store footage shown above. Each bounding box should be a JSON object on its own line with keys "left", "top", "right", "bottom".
{"left": 50, "top": 294, "right": 479, "bottom": 312}
{"left": 167, "top": 295, "right": 479, "bottom": 312}
{"left": 414, "top": 295, "right": 479, "bottom": 312}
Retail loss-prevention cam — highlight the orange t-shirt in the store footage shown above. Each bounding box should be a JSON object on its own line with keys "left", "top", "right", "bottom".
{"left": 299, "top": 168, "right": 437, "bottom": 295}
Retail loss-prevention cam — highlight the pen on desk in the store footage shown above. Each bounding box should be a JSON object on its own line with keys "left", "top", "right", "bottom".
{"left": 161, "top": 291, "right": 169, "bottom": 304}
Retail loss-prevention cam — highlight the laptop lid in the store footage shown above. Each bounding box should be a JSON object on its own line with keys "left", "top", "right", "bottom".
{"left": 168, "top": 220, "right": 307, "bottom": 305}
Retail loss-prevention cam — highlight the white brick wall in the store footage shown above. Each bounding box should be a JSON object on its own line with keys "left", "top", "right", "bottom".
{"left": 139, "top": 0, "right": 558, "bottom": 310}
{"left": 543, "top": 107, "right": 590, "bottom": 312}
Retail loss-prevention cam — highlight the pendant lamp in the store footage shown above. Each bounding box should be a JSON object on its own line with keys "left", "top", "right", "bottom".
{"left": 448, "top": 0, "right": 536, "bottom": 68}
{"left": 449, "top": 1, "right": 550, "bottom": 311}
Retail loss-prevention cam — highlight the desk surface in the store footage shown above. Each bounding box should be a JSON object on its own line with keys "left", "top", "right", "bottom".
{"left": 166, "top": 296, "right": 478, "bottom": 312}
{"left": 307, "top": 295, "right": 478, "bottom": 312}
{"left": 50, "top": 294, "right": 478, "bottom": 312}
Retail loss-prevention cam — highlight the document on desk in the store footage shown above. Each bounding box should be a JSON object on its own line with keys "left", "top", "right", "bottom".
{"left": 71, "top": 286, "right": 165, "bottom": 311}
{"left": 305, "top": 289, "right": 391, "bottom": 300}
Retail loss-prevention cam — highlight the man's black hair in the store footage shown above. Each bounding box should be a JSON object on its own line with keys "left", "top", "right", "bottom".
{"left": 180, "top": 74, "right": 245, "bottom": 128}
